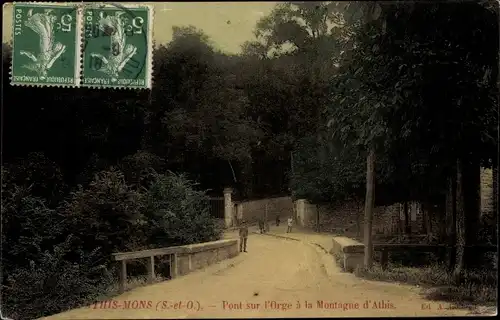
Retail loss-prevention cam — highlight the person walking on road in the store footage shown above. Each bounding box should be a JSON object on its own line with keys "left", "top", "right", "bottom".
{"left": 258, "top": 217, "right": 265, "bottom": 234}
{"left": 286, "top": 216, "right": 293, "bottom": 233}
{"left": 275, "top": 213, "right": 280, "bottom": 226}
{"left": 239, "top": 220, "right": 249, "bottom": 252}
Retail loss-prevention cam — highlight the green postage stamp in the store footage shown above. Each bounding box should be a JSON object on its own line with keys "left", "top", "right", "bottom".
{"left": 10, "top": 2, "right": 154, "bottom": 89}
{"left": 11, "top": 3, "right": 82, "bottom": 87}
{"left": 82, "top": 3, "right": 153, "bottom": 89}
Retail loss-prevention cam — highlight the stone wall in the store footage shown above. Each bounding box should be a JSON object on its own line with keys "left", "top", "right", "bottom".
{"left": 234, "top": 166, "right": 494, "bottom": 235}
{"left": 298, "top": 200, "right": 426, "bottom": 236}
{"left": 331, "top": 236, "right": 365, "bottom": 272}
{"left": 240, "top": 196, "right": 293, "bottom": 222}
{"left": 480, "top": 167, "right": 494, "bottom": 214}
{"left": 175, "top": 239, "right": 239, "bottom": 276}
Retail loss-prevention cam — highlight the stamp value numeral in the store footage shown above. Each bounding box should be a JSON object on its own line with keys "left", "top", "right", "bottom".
{"left": 130, "top": 17, "right": 144, "bottom": 34}
{"left": 58, "top": 14, "right": 73, "bottom": 32}
{"left": 86, "top": 12, "right": 145, "bottom": 38}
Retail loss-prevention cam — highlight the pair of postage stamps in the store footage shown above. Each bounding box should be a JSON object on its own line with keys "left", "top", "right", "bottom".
{"left": 10, "top": 2, "right": 153, "bottom": 89}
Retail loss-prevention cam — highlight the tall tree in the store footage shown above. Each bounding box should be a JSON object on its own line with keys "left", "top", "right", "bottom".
{"left": 329, "top": 0, "right": 497, "bottom": 270}
{"left": 243, "top": 2, "right": 347, "bottom": 197}
{"left": 146, "top": 26, "right": 263, "bottom": 194}
{"left": 328, "top": 1, "right": 387, "bottom": 268}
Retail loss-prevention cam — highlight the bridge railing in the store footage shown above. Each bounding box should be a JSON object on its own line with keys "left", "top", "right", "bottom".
{"left": 112, "top": 247, "right": 178, "bottom": 293}
{"left": 112, "top": 239, "right": 239, "bottom": 293}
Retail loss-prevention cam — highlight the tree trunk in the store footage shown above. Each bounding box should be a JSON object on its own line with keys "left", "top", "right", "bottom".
{"left": 421, "top": 202, "right": 426, "bottom": 234}
{"left": 422, "top": 202, "right": 432, "bottom": 237}
{"left": 290, "top": 150, "right": 295, "bottom": 198}
{"left": 241, "top": 156, "right": 253, "bottom": 199}
{"left": 463, "top": 159, "right": 481, "bottom": 267}
{"left": 316, "top": 204, "right": 320, "bottom": 232}
{"left": 445, "top": 171, "right": 457, "bottom": 271}
{"left": 403, "top": 201, "right": 410, "bottom": 235}
{"left": 264, "top": 203, "right": 268, "bottom": 232}
{"left": 425, "top": 203, "right": 433, "bottom": 238}
{"left": 356, "top": 201, "right": 361, "bottom": 238}
{"left": 493, "top": 163, "right": 498, "bottom": 223}
{"left": 437, "top": 210, "right": 446, "bottom": 243}
{"left": 453, "top": 158, "right": 466, "bottom": 283}
{"left": 398, "top": 204, "right": 403, "bottom": 237}
{"left": 363, "top": 149, "right": 375, "bottom": 269}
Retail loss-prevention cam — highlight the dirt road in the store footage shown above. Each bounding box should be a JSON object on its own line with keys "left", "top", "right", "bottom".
{"left": 42, "top": 232, "right": 481, "bottom": 319}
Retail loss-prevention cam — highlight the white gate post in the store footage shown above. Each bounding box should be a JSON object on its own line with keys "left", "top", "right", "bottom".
{"left": 296, "top": 199, "right": 305, "bottom": 226}
{"left": 223, "top": 188, "right": 233, "bottom": 228}
{"left": 237, "top": 203, "right": 244, "bottom": 223}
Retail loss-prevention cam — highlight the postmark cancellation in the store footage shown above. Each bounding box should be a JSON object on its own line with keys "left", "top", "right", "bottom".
{"left": 9, "top": 2, "right": 154, "bottom": 89}
{"left": 82, "top": 3, "right": 154, "bottom": 89}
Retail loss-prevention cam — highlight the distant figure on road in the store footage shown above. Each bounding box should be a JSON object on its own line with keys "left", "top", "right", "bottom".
{"left": 286, "top": 216, "right": 293, "bottom": 233}
{"left": 276, "top": 213, "right": 280, "bottom": 226}
{"left": 258, "top": 217, "right": 265, "bottom": 234}
{"left": 239, "top": 220, "right": 248, "bottom": 252}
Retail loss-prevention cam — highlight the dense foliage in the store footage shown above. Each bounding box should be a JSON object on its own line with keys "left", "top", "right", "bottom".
{"left": 1, "top": 164, "right": 224, "bottom": 319}
{"left": 1, "top": 1, "right": 498, "bottom": 318}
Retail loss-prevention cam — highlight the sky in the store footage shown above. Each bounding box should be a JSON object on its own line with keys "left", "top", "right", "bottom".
{"left": 2, "top": 1, "right": 277, "bottom": 54}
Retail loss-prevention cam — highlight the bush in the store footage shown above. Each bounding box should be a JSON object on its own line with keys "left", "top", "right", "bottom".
{"left": 0, "top": 181, "right": 116, "bottom": 320}
{"left": 2, "top": 153, "right": 66, "bottom": 206}
{"left": 142, "top": 171, "right": 224, "bottom": 246}
{"left": 59, "top": 168, "right": 146, "bottom": 260}
{"left": 1, "top": 182, "right": 68, "bottom": 272}
{"left": 3, "top": 240, "right": 115, "bottom": 320}
{"left": 1, "top": 166, "right": 223, "bottom": 320}
{"left": 119, "top": 151, "right": 164, "bottom": 188}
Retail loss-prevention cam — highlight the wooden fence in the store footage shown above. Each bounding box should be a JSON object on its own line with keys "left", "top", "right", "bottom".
{"left": 374, "top": 244, "right": 497, "bottom": 270}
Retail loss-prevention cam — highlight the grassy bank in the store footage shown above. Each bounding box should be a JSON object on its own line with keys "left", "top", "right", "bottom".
{"left": 354, "top": 262, "right": 497, "bottom": 307}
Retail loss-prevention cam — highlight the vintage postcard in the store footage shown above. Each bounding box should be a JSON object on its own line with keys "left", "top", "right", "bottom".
{"left": 1, "top": 2, "right": 497, "bottom": 320}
